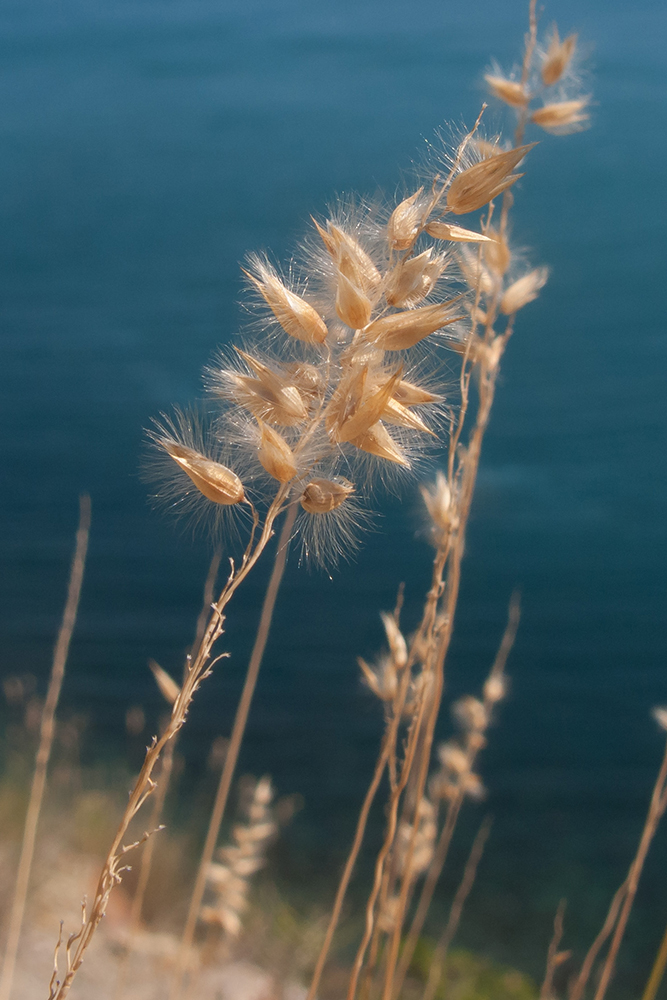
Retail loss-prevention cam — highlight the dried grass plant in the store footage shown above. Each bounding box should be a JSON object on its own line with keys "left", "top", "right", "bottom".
{"left": 0, "top": 3, "right": 661, "bottom": 999}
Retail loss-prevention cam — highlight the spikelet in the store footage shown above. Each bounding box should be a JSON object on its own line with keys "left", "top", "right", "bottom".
{"left": 384, "top": 249, "right": 447, "bottom": 308}
{"left": 500, "top": 266, "right": 549, "bottom": 313}
{"left": 358, "top": 655, "right": 398, "bottom": 702}
{"left": 380, "top": 612, "right": 408, "bottom": 669}
{"left": 232, "top": 350, "right": 309, "bottom": 426}
{"left": 364, "top": 300, "right": 464, "bottom": 351}
{"left": 301, "top": 478, "right": 354, "bottom": 514}
{"left": 381, "top": 397, "right": 433, "bottom": 435}
{"left": 314, "top": 219, "right": 382, "bottom": 297}
{"left": 452, "top": 695, "right": 488, "bottom": 732}
{"left": 160, "top": 440, "right": 245, "bottom": 506}
{"left": 446, "top": 144, "right": 536, "bottom": 214}
{"left": 387, "top": 189, "right": 424, "bottom": 249}
{"left": 201, "top": 776, "right": 279, "bottom": 937}
{"left": 484, "top": 74, "right": 529, "bottom": 107}
{"left": 483, "top": 674, "right": 506, "bottom": 704}
{"left": 421, "top": 471, "right": 457, "bottom": 535}
{"left": 438, "top": 741, "right": 470, "bottom": 776}
{"left": 148, "top": 659, "right": 180, "bottom": 706}
{"left": 256, "top": 420, "right": 297, "bottom": 482}
{"left": 426, "top": 221, "right": 495, "bottom": 243}
{"left": 396, "top": 798, "right": 437, "bottom": 879}
{"left": 457, "top": 246, "right": 494, "bottom": 297}
{"left": 244, "top": 259, "right": 328, "bottom": 344}
{"left": 541, "top": 28, "right": 578, "bottom": 86}
{"left": 392, "top": 379, "right": 439, "bottom": 406}
{"left": 350, "top": 421, "right": 408, "bottom": 467}
{"left": 531, "top": 99, "right": 590, "bottom": 135}
{"left": 336, "top": 268, "right": 373, "bottom": 329}
{"left": 483, "top": 226, "right": 511, "bottom": 277}
{"left": 328, "top": 368, "right": 402, "bottom": 444}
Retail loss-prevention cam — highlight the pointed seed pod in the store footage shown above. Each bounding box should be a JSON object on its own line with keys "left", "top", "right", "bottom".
{"left": 500, "top": 266, "right": 549, "bottom": 314}
{"left": 387, "top": 188, "right": 424, "bottom": 250}
{"left": 384, "top": 249, "right": 446, "bottom": 308}
{"left": 148, "top": 659, "right": 180, "bottom": 706}
{"left": 484, "top": 75, "right": 529, "bottom": 107}
{"left": 234, "top": 349, "right": 308, "bottom": 425}
{"left": 420, "top": 471, "right": 454, "bottom": 532}
{"left": 313, "top": 219, "right": 382, "bottom": 295}
{"left": 392, "top": 379, "right": 439, "bottom": 406}
{"left": 365, "top": 299, "right": 464, "bottom": 351}
{"left": 458, "top": 247, "right": 494, "bottom": 297}
{"left": 381, "top": 397, "right": 433, "bottom": 435}
{"left": 483, "top": 226, "right": 511, "bottom": 277}
{"left": 541, "top": 29, "right": 577, "bottom": 86}
{"left": 350, "top": 421, "right": 409, "bottom": 466}
{"left": 446, "top": 143, "right": 536, "bottom": 215}
{"left": 483, "top": 674, "right": 506, "bottom": 704}
{"left": 161, "top": 441, "right": 245, "bottom": 505}
{"left": 300, "top": 477, "right": 354, "bottom": 514}
{"left": 244, "top": 263, "right": 328, "bottom": 344}
{"left": 426, "top": 221, "right": 495, "bottom": 243}
{"left": 335, "top": 268, "right": 372, "bottom": 329}
{"left": 380, "top": 612, "right": 408, "bottom": 669}
{"left": 256, "top": 421, "right": 297, "bottom": 482}
{"left": 531, "top": 99, "right": 589, "bottom": 134}
{"left": 337, "top": 369, "right": 403, "bottom": 443}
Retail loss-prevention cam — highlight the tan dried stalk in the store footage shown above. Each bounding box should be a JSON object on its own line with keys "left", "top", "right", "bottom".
{"left": 0, "top": 494, "right": 91, "bottom": 1000}
{"left": 592, "top": 738, "right": 667, "bottom": 1000}
{"left": 113, "top": 552, "right": 222, "bottom": 1000}
{"left": 47, "top": 488, "right": 292, "bottom": 1000}
{"left": 171, "top": 503, "right": 297, "bottom": 1000}
{"left": 422, "top": 815, "right": 492, "bottom": 1000}
{"left": 540, "top": 900, "right": 567, "bottom": 1000}
{"left": 388, "top": 594, "right": 520, "bottom": 1000}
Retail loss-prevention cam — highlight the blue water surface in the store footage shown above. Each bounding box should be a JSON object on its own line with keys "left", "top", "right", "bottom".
{"left": 0, "top": 0, "right": 666, "bottom": 990}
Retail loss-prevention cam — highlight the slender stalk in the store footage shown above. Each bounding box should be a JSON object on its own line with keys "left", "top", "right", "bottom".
{"left": 593, "top": 739, "right": 667, "bottom": 1000}
{"left": 540, "top": 900, "right": 566, "bottom": 1000}
{"left": 642, "top": 920, "right": 667, "bottom": 1000}
{"left": 48, "top": 490, "right": 288, "bottom": 1000}
{"left": 171, "top": 502, "right": 297, "bottom": 1000}
{"left": 401, "top": 591, "right": 520, "bottom": 991}
{"left": 422, "top": 816, "right": 492, "bottom": 1000}
{"left": 0, "top": 495, "right": 91, "bottom": 1000}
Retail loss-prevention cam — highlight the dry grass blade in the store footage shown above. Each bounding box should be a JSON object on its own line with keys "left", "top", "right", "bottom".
{"left": 540, "top": 900, "right": 568, "bottom": 1000}
{"left": 422, "top": 815, "right": 492, "bottom": 1000}
{"left": 0, "top": 494, "right": 91, "bottom": 1000}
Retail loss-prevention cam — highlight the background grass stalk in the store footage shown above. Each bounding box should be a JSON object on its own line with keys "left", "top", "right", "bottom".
{"left": 171, "top": 502, "right": 297, "bottom": 1000}
{"left": 0, "top": 494, "right": 91, "bottom": 1000}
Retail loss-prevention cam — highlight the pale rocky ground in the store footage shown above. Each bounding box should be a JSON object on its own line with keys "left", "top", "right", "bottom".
{"left": 1, "top": 837, "right": 308, "bottom": 1000}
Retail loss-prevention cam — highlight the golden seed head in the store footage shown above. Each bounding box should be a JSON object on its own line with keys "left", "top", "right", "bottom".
{"left": 500, "top": 266, "right": 549, "bottom": 314}
{"left": 358, "top": 655, "right": 397, "bottom": 701}
{"left": 256, "top": 420, "right": 297, "bottom": 482}
{"left": 531, "top": 99, "right": 590, "bottom": 134}
{"left": 335, "top": 268, "right": 373, "bottom": 329}
{"left": 317, "top": 221, "right": 383, "bottom": 296}
{"left": 426, "top": 221, "right": 495, "bottom": 243}
{"left": 384, "top": 248, "right": 446, "bottom": 308}
{"left": 463, "top": 773, "right": 486, "bottom": 801}
{"left": 364, "top": 299, "right": 464, "bottom": 351}
{"left": 327, "top": 366, "right": 403, "bottom": 444}
{"left": 446, "top": 143, "right": 536, "bottom": 215}
{"left": 541, "top": 29, "right": 577, "bottom": 86}
{"left": 161, "top": 440, "right": 245, "bottom": 505}
{"left": 387, "top": 188, "right": 424, "bottom": 250}
{"left": 244, "top": 262, "right": 328, "bottom": 344}
{"left": 234, "top": 349, "right": 308, "bottom": 426}
{"left": 300, "top": 477, "right": 354, "bottom": 514}
{"left": 392, "top": 379, "right": 438, "bottom": 406}
{"left": 381, "top": 397, "right": 433, "bottom": 435}
{"left": 484, "top": 74, "right": 529, "bottom": 107}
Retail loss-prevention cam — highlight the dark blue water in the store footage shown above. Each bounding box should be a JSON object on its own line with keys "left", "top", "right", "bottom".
{"left": 1, "top": 0, "right": 666, "bottom": 990}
